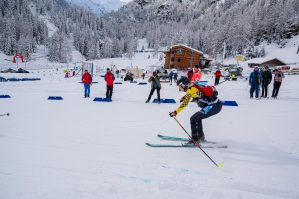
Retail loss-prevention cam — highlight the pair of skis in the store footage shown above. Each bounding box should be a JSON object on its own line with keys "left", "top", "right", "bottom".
{"left": 146, "top": 134, "right": 227, "bottom": 148}
{"left": 157, "top": 117, "right": 224, "bottom": 168}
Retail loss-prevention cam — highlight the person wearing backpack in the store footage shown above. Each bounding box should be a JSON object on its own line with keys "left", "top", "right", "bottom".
{"left": 81, "top": 69, "right": 92, "bottom": 98}
{"left": 169, "top": 76, "right": 222, "bottom": 144}
{"left": 105, "top": 68, "right": 115, "bottom": 99}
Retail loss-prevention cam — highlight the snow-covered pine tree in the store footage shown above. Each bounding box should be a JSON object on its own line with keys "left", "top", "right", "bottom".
{"left": 47, "top": 31, "right": 72, "bottom": 63}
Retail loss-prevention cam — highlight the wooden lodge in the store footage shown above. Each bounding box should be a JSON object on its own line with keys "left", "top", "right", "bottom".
{"left": 247, "top": 58, "right": 286, "bottom": 68}
{"left": 164, "top": 44, "right": 208, "bottom": 70}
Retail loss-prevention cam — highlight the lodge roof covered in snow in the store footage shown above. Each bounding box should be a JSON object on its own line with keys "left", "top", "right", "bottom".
{"left": 166, "top": 44, "right": 204, "bottom": 55}
{"left": 247, "top": 57, "right": 286, "bottom": 66}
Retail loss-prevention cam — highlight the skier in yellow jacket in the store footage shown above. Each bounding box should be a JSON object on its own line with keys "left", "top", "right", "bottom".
{"left": 169, "top": 77, "right": 222, "bottom": 144}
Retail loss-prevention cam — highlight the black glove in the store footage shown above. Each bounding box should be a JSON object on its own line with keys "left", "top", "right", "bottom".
{"left": 169, "top": 111, "right": 177, "bottom": 117}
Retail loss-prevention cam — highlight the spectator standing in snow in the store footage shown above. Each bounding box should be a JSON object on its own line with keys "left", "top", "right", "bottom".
{"left": 249, "top": 66, "right": 262, "bottom": 98}
{"left": 169, "top": 70, "right": 174, "bottom": 85}
{"left": 187, "top": 68, "right": 193, "bottom": 81}
{"left": 115, "top": 69, "right": 120, "bottom": 78}
{"left": 173, "top": 70, "right": 178, "bottom": 83}
{"left": 146, "top": 71, "right": 161, "bottom": 103}
{"left": 214, "top": 69, "right": 222, "bottom": 85}
{"left": 82, "top": 69, "right": 92, "bottom": 98}
{"left": 191, "top": 65, "right": 202, "bottom": 82}
{"left": 271, "top": 68, "right": 284, "bottom": 98}
{"left": 261, "top": 66, "right": 272, "bottom": 98}
{"left": 105, "top": 68, "right": 115, "bottom": 99}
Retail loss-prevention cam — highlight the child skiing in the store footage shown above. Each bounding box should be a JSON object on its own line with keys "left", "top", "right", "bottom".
{"left": 169, "top": 77, "right": 222, "bottom": 144}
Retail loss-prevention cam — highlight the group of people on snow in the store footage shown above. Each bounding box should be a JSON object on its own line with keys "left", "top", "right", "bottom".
{"left": 249, "top": 66, "right": 284, "bottom": 99}
{"left": 80, "top": 63, "right": 286, "bottom": 147}
{"left": 81, "top": 68, "right": 115, "bottom": 99}
{"left": 168, "top": 69, "right": 178, "bottom": 85}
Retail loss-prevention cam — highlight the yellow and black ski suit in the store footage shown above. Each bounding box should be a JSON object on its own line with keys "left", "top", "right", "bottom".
{"left": 175, "top": 85, "right": 222, "bottom": 141}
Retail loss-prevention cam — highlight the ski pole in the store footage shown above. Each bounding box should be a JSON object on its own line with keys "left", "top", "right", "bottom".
{"left": 216, "top": 79, "right": 227, "bottom": 86}
{"left": 172, "top": 116, "right": 222, "bottom": 168}
{"left": 0, "top": 113, "right": 10, "bottom": 117}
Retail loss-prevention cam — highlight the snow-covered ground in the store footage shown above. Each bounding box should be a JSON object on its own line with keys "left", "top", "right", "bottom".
{"left": 0, "top": 45, "right": 163, "bottom": 73}
{"left": 1, "top": 69, "right": 299, "bottom": 198}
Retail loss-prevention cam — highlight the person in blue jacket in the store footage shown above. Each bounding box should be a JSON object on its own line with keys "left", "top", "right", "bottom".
{"left": 249, "top": 66, "right": 262, "bottom": 98}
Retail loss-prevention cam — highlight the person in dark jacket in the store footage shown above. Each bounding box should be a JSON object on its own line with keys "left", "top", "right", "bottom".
{"left": 187, "top": 68, "right": 193, "bottom": 81}
{"left": 82, "top": 69, "right": 92, "bottom": 98}
{"left": 173, "top": 71, "right": 178, "bottom": 83}
{"left": 261, "top": 66, "right": 272, "bottom": 98}
{"left": 146, "top": 71, "right": 161, "bottom": 103}
{"left": 214, "top": 69, "right": 222, "bottom": 85}
{"left": 105, "top": 68, "right": 115, "bottom": 99}
{"left": 272, "top": 68, "right": 284, "bottom": 98}
{"left": 169, "top": 70, "right": 174, "bottom": 85}
{"left": 249, "top": 66, "right": 262, "bottom": 98}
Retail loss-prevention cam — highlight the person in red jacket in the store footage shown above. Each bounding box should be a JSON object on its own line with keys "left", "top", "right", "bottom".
{"left": 105, "top": 68, "right": 115, "bottom": 99}
{"left": 82, "top": 69, "right": 92, "bottom": 98}
{"left": 191, "top": 65, "right": 202, "bottom": 82}
{"left": 214, "top": 69, "right": 222, "bottom": 85}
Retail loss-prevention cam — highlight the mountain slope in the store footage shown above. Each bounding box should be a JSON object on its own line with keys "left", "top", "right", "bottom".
{"left": 66, "top": 0, "right": 127, "bottom": 13}
{"left": 111, "top": 0, "right": 299, "bottom": 57}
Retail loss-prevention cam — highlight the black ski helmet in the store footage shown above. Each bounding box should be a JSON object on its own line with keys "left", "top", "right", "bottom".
{"left": 177, "top": 76, "right": 190, "bottom": 88}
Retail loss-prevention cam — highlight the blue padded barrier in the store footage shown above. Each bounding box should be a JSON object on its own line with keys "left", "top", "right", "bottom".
{"left": 138, "top": 82, "right": 147, "bottom": 85}
{"left": 93, "top": 97, "right": 112, "bottom": 102}
{"left": 153, "top": 98, "right": 176, "bottom": 104}
{"left": 221, "top": 100, "right": 238, "bottom": 106}
{"left": 48, "top": 96, "right": 63, "bottom": 100}
{"left": 0, "top": 95, "right": 11, "bottom": 98}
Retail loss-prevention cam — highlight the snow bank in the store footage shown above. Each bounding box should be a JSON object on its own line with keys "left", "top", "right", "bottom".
{"left": 1, "top": 70, "right": 299, "bottom": 199}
